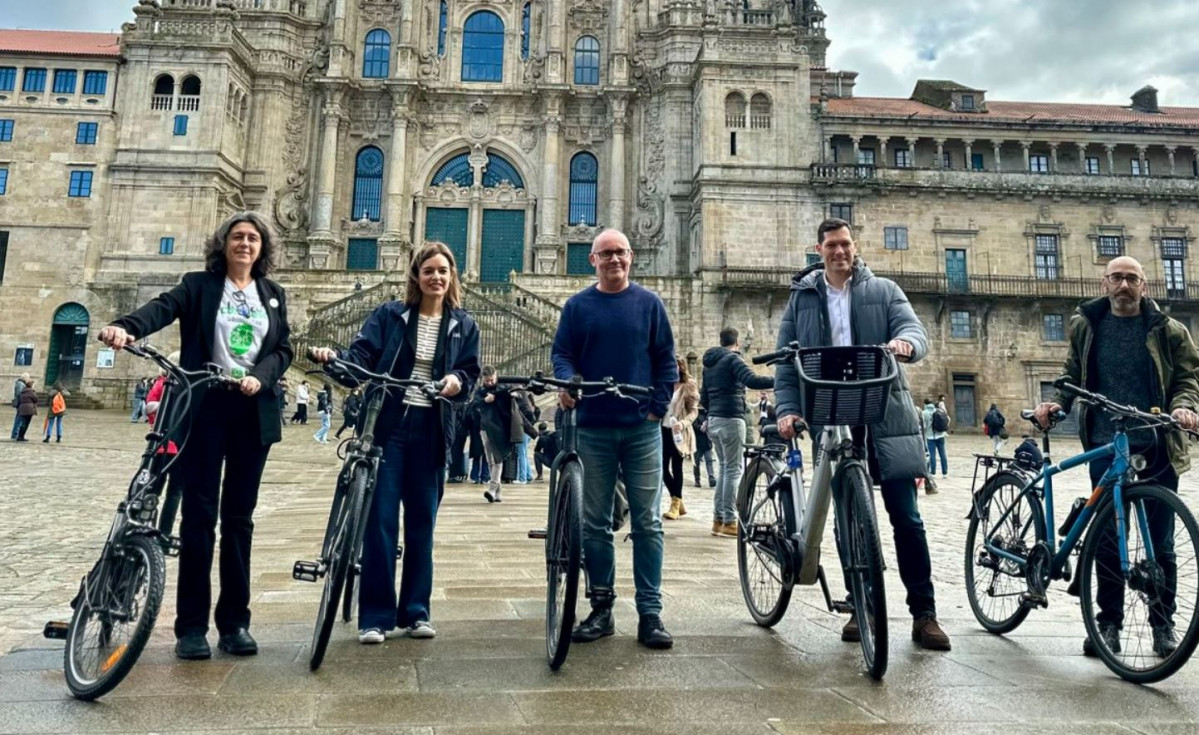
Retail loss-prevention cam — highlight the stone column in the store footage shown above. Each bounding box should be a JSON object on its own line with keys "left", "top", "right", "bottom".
{"left": 610, "top": 0, "right": 630, "bottom": 85}
{"left": 308, "top": 90, "right": 344, "bottom": 270}
{"left": 397, "top": 0, "right": 415, "bottom": 77}
{"left": 905, "top": 137, "right": 918, "bottom": 167}
{"left": 1049, "top": 143, "right": 1059, "bottom": 172}
{"left": 878, "top": 138, "right": 888, "bottom": 168}
{"left": 380, "top": 94, "right": 412, "bottom": 270}
{"left": 534, "top": 96, "right": 563, "bottom": 273}
{"left": 546, "top": 0, "right": 565, "bottom": 84}
{"left": 964, "top": 140, "right": 974, "bottom": 171}
{"left": 1106, "top": 144, "right": 1116, "bottom": 175}
{"left": 824, "top": 135, "right": 834, "bottom": 163}
{"left": 1021, "top": 141, "right": 1031, "bottom": 172}
{"left": 934, "top": 139, "right": 945, "bottom": 168}
{"left": 993, "top": 141, "right": 1003, "bottom": 171}
{"left": 1077, "top": 142, "right": 1088, "bottom": 172}
{"left": 851, "top": 136, "right": 861, "bottom": 164}
{"left": 1137, "top": 145, "right": 1148, "bottom": 176}
{"left": 467, "top": 189, "right": 483, "bottom": 280}
{"left": 609, "top": 96, "right": 628, "bottom": 231}
{"left": 1167, "top": 146, "right": 1177, "bottom": 176}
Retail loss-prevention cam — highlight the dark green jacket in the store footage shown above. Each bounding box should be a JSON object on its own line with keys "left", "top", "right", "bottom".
{"left": 1052, "top": 296, "right": 1199, "bottom": 476}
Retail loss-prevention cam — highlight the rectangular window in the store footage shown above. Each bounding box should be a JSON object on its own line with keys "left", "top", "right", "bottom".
{"left": 567, "top": 242, "right": 593, "bottom": 275}
{"left": 0, "top": 231, "right": 7, "bottom": 286}
{"left": 0, "top": 167, "right": 7, "bottom": 196}
{"left": 1029, "top": 154, "right": 1049, "bottom": 173}
{"left": 1132, "top": 159, "right": 1150, "bottom": 177}
{"left": 159, "top": 237, "right": 175, "bottom": 255}
{"left": 829, "top": 202, "right": 853, "bottom": 223}
{"left": 346, "top": 238, "right": 379, "bottom": 271}
{"left": 52, "top": 69, "right": 77, "bottom": 94}
{"left": 970, "top": 152, "right": 984, "bottom": 171}
{"left": 884, "top": 226, "right": 909, "bottom": 250}
{"left": 68, "top": 170, "right": 93, "bottom": 198}
{"left": 1035, "top": 233, "right": 1060, "bottom": 279}
{"left": 76, "top": 122, "right": 98, "bottom": 145}
{"left": 22, "top": 68, "right": 47, "bottom": 93}
{"left": 806, "top": 252, "right": 822, "bottom": 266}
{"left": 1165, "top": 259, "right": 1186, "bottom": 298}
{"left": 857, "top": 148, "right": 875, "bottom": 166}
{"left": 0, "top": 119, "right": 11, "bottom": 142}
{"left": 950, "top": 310, "right": 972, "bottom": 339}
{"left": 942, "top": 152, "right": 952, "bottom": 169}
{"left": 1162, "top": 237, "right": 1187, "bottom": 259}
{"left": 173, "top": 115, "right": 188, "bottom": 136}
{"left": 730, "top": 131, "right": 736, "bottom": 156}
{"left": 1043, "top": 314, "right": 1066, "bottom": 342}
{"left": 1097, "top": 235, "right": 1124, "bottom": 257}
{"left": 1085, "top": 157, "right": 1101, "bottom": 175}
{"left": 894, "top": 148, "right": 911, "bottom": 168}
{"left": 961, "top": 94, "right": 975, "bottom": 111}
{"left": 0, "top": 67, "right": 15, "bottom": 92}
{"left": 82, "top": 70, "right": 108, "bottom": 96}
{"left": 946, "top": 248, "right": 969, "bottom": 292}
{"left": 14, "top": 347, "right": 32, "bottom": 366}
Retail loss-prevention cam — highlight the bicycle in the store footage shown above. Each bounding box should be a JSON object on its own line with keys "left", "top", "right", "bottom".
{"left": 966, "top": 378, "right": 1199, "bottom": 683}
{"left": 737, "top": 343, "right": 898, "bottom": 680}
{"left": 495, "top": 373, "right": 649, "bottom": 671}
{"left": 292, "top": 355, "right": 444, "bottom": 671}
{"left": 43, "top": 344, "right": 239, "bottom": 700}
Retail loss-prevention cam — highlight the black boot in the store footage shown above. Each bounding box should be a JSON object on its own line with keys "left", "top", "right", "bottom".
{"left": 572, "top": 586, "right": 616, "bottom": 643}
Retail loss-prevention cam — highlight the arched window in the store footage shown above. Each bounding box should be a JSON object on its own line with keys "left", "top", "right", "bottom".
{"left": 462, "top": 11, "right": 504, "bottom": 82}
{"left": 181, "top": 75, "right": 201, "bottom": 96}
{"left": 568, "top": 152, "right": 598, "bottom": 226}
{"left": 352, "top": 146, "right": 385, "bottom": 221}
{"left": 152, "top": 74, "right": 175, "bottom": 110}
{"left": 482, "top": 153, "right": 524, "bottom": 188}
{"left": 363, "top": 29, "right": 391, "bottom": 78}
{"left": 432, "top": 153, "right": 474, "bottom": 187}
{"left": 750, "top": 93, "right": 772, "bottom": 129}
{"left": 573, "top": 36, "right": 600, "bottom": 85}
{"left": 521, "top": 3, "right": 531, "bottom": 60}
{"left": 724, "top": 92, "right": 746, "bottom": 128}
{"left": 437, "top": 1, "right": 448, "bottom": 57}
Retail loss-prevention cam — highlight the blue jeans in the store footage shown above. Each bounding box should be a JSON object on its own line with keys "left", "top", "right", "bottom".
{"left": 131, "top": 399, "right": 145, "bottom": 422}
{"left": 44, "top": 414, "right": 63, "bottom": 439}
{"left": 927, "top": 437, "right": 947, "bottom": 475}
{"left": 359, "top": 407, "right": 442, "bottom": 631}
{"left": 577, "top": 420, "right": 664, "bottom": 616}
{"left": 11, "top": 410, "right": 21, "bottom": 440}
{"left": 469, "top": 455, "right": 490, "bottom": 482}
{"left": 708, "top": 417, "right": 746, "bottom": 524}
{"left": 314, "top": 411, "right": 331, "bottom": 442}
{"left": 516, "top": 434, "right": 532, "bottom": 482}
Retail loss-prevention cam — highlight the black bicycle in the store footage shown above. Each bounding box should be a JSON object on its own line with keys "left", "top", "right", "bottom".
{"left": 292, "top": 355, "right": 444, "bottom": 671}
{"left": 44, "top": 344, "right": 239, "bottom": 700}
{"left": 495, "top": 373, "right": 649, "bottom": 670}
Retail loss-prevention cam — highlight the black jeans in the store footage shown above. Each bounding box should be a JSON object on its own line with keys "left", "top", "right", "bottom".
{"left": 661, "top": 425, "right": 684, "bottom": 500}
{"left": 448, "top": 424, "right": 468, "bottom": 477}
{"left": 1088, "top": 451, "right": 1179, "bottom": 629}
{"left": 174, "top": 388, "right": 271, "bottom": 637}
{"left": 335, "top": 417, "right": 356, "bottom": 438}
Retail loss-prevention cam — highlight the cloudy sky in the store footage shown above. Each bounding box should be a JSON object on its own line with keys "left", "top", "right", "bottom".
{"left": 9, "top": 0, "right": 1199, "bottom": 106}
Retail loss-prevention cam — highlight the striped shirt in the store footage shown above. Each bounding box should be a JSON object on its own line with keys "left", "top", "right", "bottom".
{"left": 404, "top": 314, "right": 441, "bottom": 407}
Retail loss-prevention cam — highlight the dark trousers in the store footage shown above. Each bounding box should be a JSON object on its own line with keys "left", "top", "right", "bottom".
{"left": 469, "top": 455, "right": 490, "bottom": 482}
{"left": 335, "top": 416, "right": 356, "bottom": 438}
{"left": 661, "top": 426, "right": 685, "bottom": 499}
{"left": 15, "top": 415, "right": 32, "bottom": 440}
{"left": 290, "top": 404, "right": 308, "bottom": 424}
{"left": 535, "top": 451, "right": 553, "bottom": 480}
{"left": 359, "top": 406, "right": 443, "bottom": 631}
{"left": 157, "top": 472, "right": 184, "bottom": 539}
{"left": 448, "top": 425, "right": 468, "bottom": 478}
{"left": 1089, "top": 452, "right": 1179, "bottom": 629}
{"left": 174, "top": 389, "right": 271, "bottom": 637}
{"left": 692, "top": 448, "right": 715, "bottom": 486}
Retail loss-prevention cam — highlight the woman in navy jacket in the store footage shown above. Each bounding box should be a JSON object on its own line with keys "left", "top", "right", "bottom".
{"left": 311, "top": 241, "right": 480, "bottom": 641}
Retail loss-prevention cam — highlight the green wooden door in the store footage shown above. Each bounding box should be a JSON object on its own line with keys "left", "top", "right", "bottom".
{"left": 424, "top": 208, "right": 469, "bottom": 272}
{"left": 480, "top": 209, "right": 525, "bottom": 283}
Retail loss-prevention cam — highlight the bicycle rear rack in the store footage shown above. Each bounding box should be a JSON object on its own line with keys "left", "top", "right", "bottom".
{"left": 292, "top": 560, "right": 323, "bottom": 582}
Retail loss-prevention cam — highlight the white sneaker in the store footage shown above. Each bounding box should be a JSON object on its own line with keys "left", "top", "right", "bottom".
{"left": 407, "top": 620, "right": 436, "bottom": 639}
{"left": 358, "top": 628, "right": 385, "bottom": 644}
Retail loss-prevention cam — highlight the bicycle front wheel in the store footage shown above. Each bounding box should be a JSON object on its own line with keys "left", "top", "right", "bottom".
{"left": 546, "top": 461, "right": 583, "bottom": 670}
{"left": 1078, "top": 483, "right": 1199, "bottom": 684}
{"left": 964, "top": 471, "right": 1043, "bottom": 634}
{"left": 841, "top": 465, "right": 888, "bottom": 681}
{"left": 65, "top": 534, "right": 165, "bottom": 700}
{"left": 310, "top": 466, "right": 367, "bottom": 671}
{"left": 736, "top": 456, "right": 794, "bottom": 627}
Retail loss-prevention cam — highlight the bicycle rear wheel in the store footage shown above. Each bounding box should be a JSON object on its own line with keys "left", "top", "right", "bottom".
{"left": 546, "top": 462, "right": 582, "bottom": 670}
{"left": 841, "top": 465, "right": 888, "bottom": 680}
{"left": 1078, "top": 483, "right": 1199, "bottom": 684}
{"left": 964, "top": 471, "right": 1043, "bottom": 634}
{"left": 65, "top": 534, "right": 165, "bottom": 700}
{"left": 310, "top": 466, "right": 367, "bottom": 671}
{"left": 736, "top": 456, "right": 794, "bottom": 627}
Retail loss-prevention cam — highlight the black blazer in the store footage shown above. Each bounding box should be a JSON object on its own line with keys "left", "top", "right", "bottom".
{"left": 109, "top": 270, "right": 293, "bottom": 446}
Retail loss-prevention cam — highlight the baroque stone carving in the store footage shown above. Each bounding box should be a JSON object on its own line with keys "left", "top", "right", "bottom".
{"left": 634, "top": 99, "right": 666, "bottom": 249}
{"left": 418, "top": 47, "right": 442, "bottom": 80}
{"left": 480, "top": 181, "right": 530, "bottom": 207}
{"left": 519, "top": 125, "right": 538, "bottom": 153}
{"left": 274, "top": 168, "right": 310, "bottom": 233}
{"left": 568, "top": 0, "right": 610, "bottom": 32}
{"left": 522, "top": 52, "right": 546, "bottom": 85}
{"left": 465, "top": 98, "right": 493, "bottom": 141}
{"left": 357, "top": 0, "right": 399, "bottom": 29}
{"left": 427, "top": 182, "right": 473, "bottom": 205}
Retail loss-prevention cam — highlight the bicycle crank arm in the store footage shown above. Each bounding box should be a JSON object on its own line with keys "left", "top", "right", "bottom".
{"left": 292, "top": 560, "right": 323, "bottom": 582}
{"left": 43, "top": 620, "right": 70, "bottom": 640}
{"left": 528, "top": 528, "right": 547, "bottom": 540}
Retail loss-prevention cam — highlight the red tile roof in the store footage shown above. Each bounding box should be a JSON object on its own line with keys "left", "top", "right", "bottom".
{"left": 825, "top": 96, "right": 1199, "bottom": 129}
{"left": 0, "top": 30, "right": 121, "bottom": 59}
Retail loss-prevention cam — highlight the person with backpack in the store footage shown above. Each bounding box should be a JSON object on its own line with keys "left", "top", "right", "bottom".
{"left": 43, "top": 382, "right": 67, "bottom": 443}
{"left": 922, "top": 398, "right": 949, "bottom": 476}
{"left": 11, "top": 372, "right": 29, "bottom": 441}
{"left": 313, "top": 384, "right": 333, "bottom": 444}
{"left": 532, "top": 421, "right": 559, "bottom": 482}
{"left": 335, "top": 387, "right": 362, "bottom": 439}
{"left": 691, "top": 406, "right": 716, "bottom": 488}
{"left": 982, "top": 403, "right": 1008, "bottom": 455}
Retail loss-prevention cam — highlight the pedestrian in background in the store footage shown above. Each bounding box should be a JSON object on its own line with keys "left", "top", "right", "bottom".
{"left": 514, "top": 390, "right": 537, "bottom": 484}
{"left": 278, "top": 377, "right": 290, "bottom": 430}
{"left": 692, "top": 406, "right": 716, "bottom": 488}
{"left": 314, "top": 383, "right": 332, "bottom": 444}
{"left": 662, "top": 356, "right": 699, "bottom": 520}
{"left": 15, "top": 377, "right": 38, "bottom": 442}
{"left": 533, "top": 421, "right": 558, "bottom": 482}
{"left": 335, "top": 387, "right": 362, "bottom": 439}
{"left": 983, "top": 403, "right": 1008, "bottom": 455}
{"left": 10, "top": 372, "right": 29, "bottom": 440}
{"left": 291, "top": 380, "right": 309, "bottom": 424}
{"left": 922, "top": 398, "right": 949, "bottom": 476}
{"left": 470, "top": 366, "right": 518, "bottom": 503}
{"left": 42, "top": 382, "right": 67, "bottom": 443}
{"left": 131, "top": 378, "right": 149, "bottom": 423}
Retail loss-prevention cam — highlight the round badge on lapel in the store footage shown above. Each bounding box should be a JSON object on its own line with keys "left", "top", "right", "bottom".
{"left": 269, "top": 298, "right": 279, "bottom": 308}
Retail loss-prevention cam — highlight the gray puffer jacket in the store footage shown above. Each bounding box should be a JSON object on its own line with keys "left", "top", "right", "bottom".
{"left": 774, "top": 260, "right": 928, "bottom": 482}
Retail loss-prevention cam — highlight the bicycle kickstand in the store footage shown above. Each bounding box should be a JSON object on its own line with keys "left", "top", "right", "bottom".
{"left": 817, "top": 565, "right": 855, "bottom": 615}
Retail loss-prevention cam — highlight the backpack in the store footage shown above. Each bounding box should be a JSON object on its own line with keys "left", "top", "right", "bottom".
{"left": 931, "top": 408, "right": 950, "bottom": 433}
{"left": 51, "top": 392, "right": 66, "bottom": 416}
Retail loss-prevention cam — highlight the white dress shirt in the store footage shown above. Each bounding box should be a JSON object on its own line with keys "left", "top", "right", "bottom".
{"left": 824, "top": 275, "right": 853, "bottom": 347}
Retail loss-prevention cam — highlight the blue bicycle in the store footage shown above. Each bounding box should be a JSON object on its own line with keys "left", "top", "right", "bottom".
{"left": 965, "top": 378, "right": 1199, "bottom": 683}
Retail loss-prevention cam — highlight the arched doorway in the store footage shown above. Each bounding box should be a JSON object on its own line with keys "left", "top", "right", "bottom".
{"left": 46, "top": 303, "right": 90, "bottom": 390}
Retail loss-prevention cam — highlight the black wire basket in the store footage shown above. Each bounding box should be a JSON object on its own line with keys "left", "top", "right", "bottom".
{"left": 797, "top": 346, "right": 898, "bottom": 426}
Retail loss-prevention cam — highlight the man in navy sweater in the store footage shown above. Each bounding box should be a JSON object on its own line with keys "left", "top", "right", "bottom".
{"left": 552, "top": 229, "right": 679, "bottom": 649}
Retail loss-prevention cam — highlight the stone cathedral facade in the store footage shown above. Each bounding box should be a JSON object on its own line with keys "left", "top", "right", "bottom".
{"left": 3, "top": 0, "right": 1199, "bottom": 427}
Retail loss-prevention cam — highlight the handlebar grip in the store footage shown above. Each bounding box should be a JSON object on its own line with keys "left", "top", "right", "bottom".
{"left": 620, "top": 384, "right": 651, "bottom": 396}
{"left": 1053, "top": 377, "right": 1080, "bottom": 394}
{"left": 752, "top": 349, "right": 789, "bottom": 366}
{"left": 495, "top": 376, "right": 529, "bottom": 385}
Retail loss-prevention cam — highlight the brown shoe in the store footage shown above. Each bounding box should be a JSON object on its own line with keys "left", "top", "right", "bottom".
{"left": 912, "top": 616, "right": 951, "bottom": 651}
{"left": 663, "top": 497, "right": 680, "bottom": 520}
{"left": 717, "top": 521, "right": 738, "bottom": 538}
{"left": 711, "top": 520, "right": 722, "bottom": 536}
{"left": 841, "top": 617, "right": 860, "bottom": 642}
{"left": 677, "top": 499, "right": 687, "bottom": 517}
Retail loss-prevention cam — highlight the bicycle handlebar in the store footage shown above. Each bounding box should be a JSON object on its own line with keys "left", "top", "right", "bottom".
{"left": 494, "top": 372, "right": 651, "bottom": 398}
{"left": 315, "top": 354, "right": 447, "bottom": 399}
{"left": 108, "top": 341, "right": 242, "bottom": 387}
{"left": 1053, "top": 378, "right": 1187, "bottom": 433}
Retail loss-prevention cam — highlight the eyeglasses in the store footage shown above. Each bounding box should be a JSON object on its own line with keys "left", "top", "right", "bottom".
{"left": 230, "top": 290, "right": 251, "bottom": 318}
{"left": 594, "top": 248, "right": 631, "bottom": 262}
{"left": 1105, "top": 273, "right": 1143, "bottom": 286}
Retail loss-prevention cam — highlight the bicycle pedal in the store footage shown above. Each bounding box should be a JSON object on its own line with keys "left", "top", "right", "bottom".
{"left": 831, "top": 600, "right": 855, "bottom": 615}
{"left": 292, "top": 560, "right": 321, "bottom": 582}
{"left": 976, "top": 553, "right": 999, "bottom": 571}
{"left": 43, "top": 621, "right": 69, "bottom": 640}
{"left": 528, "top": 528, "right": 547, "bottom": 540}
{"left": 1019, "top": 592, "right": 1048, "bottom": 609}
{"left": 162, "top": 535, "right": 182, "bottom": 557}
{"left": 748, "top": 525, "right": 775, "bottom": 544}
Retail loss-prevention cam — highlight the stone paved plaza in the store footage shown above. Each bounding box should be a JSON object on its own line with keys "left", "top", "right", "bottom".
{"left": 2, "top": 410, "right": 1199, "bottom": 733}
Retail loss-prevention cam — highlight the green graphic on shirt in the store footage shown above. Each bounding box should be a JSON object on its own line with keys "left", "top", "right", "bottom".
{"left": 229, "top": 323, "right": 255, "bottom": 356}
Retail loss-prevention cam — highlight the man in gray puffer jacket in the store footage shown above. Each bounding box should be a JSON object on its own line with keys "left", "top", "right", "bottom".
{"left": 774, "top": 217, "right": 950, "bottom": 651}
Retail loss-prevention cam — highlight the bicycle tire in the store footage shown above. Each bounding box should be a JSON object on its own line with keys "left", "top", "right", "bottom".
{"left": 310, "top": 466, "right": 367, "bottom": 671}
{"left": 736, "top": 456, "right": 794, "bottom": 627}
{"left": 964, "top": 471, "right": 1044, "bottom": 634}
{"left": 341, "top": 570, "right": 356, "bottom": 624}
{"left": 841, "top": 464, "right": 888, "bottom": 680}
{"left": 1078, "top": 484, "right": 1199, "bottom": 684}
{"left": 64, "top": 534, "right": 165, "bottom": 700}
{"left": 546, "top": 461, "right": 582, "bottom": 670}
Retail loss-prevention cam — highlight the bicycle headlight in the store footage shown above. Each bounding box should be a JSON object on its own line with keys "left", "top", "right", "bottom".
{"left": 1131, "top": 454, "right": 1148, "bottom": 472}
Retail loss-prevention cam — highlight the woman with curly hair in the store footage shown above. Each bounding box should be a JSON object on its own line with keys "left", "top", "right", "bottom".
{"left": 662, "top": 356, "right": 699, "bottom": 520}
